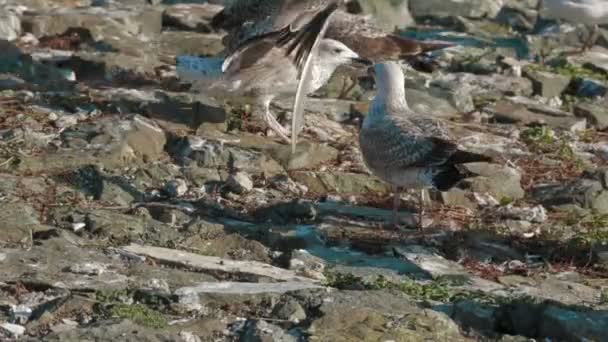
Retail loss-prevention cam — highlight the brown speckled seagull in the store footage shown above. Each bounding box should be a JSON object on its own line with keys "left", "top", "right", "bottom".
{"left": 359, "top": 62, "right": 491, "bottom": 230}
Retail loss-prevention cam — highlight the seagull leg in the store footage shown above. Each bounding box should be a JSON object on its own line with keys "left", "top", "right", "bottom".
{"left": 262, "top": 99, "right": 290, "bottom": 143}
{"left": 418, "top": 189, "right": 426, "bottom": 231}
{"left": 392, "top": 186, "right": 401, "bottom": 229}
{"left": 581, "top": 24, "right": 599, "bottom": 53}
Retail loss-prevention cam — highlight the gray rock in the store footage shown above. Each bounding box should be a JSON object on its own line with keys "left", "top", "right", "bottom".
{"left": 539, "top": 306, "right": 608, "bottom": 341}
{"left": 271, "top": 299, "right": 307, "bottom": 323}
{"left": 0, "top": 202, "right": 52, "bottom": 247}
{"left": 167, "top": 135, "right": 283, "bottom": 177}
{"left": 352, "top": 0, "right": 414, "bottom": 31}
{"left": 227, "top": 172, "right": 254, "bottom": 194}
{"left": 241, "top": 320, "right": 297, "bottom": 342}
{"left": 531, "top": 178, "right": 607, "bottom": 213}
{"left": 0, "top": 323, "right": 25, "bottom": 338}
{"left": 409, "top": 0, "right": 503, "bottom": 19}
{"left": 162, "top": 3, "right": 222, "bottom": 32}
{"left": 269, "top": 141, "right": 339, "bottom": 171}
{"left": 0, "top": 10, "right": 20, "bottom": 41}
{"left": 524, "top": 70, "right": 571, "bottom": 98}
{"left": 574, "top": 100, "right": 608, "bottom": 130}
{"left": 451, "top": 300, "right": 499, "bottom": 334}
{"left": 460, "top": 163, "right": 525, "bottom": 202}
{"left": 291, "top": 171, "right": 390, "bottom": 195}
{"left": 487, "top": 97, "right": 587, "bottom": 131}
{"left": 22, "top": 7, "right": 162, "bottom": 40}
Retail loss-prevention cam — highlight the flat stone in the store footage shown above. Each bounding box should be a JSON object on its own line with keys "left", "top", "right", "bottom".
{"left": 269, "top": 141, "right": 339, "bottom": 171}
{"left": 488, "top": 97, "right": 586, "bottom": 131}
{"left": 409, "top": 0, "right": 503, "bottom": 19}
{"left": 162, "top": 4, "right": 222, "bottom": 32}
{"left": 460, "top": 163, "right": 525, "bottom": 202}
{"left": 539, "top": 306, "right": 608, "bottom": 341}
{"left": 0, "top": 10, "right": 20, "bottom": 41}
{"left": 574, "top": 100, "right": 608, "bottom": 130}
{"left": 530, "top": 178, "right": 605, "bottom": 212}
{"left": 291, "top": 171, "right": 390, "bottom": 195}
{"left": 0, "top": 202, "right": 52, "bottom": 247}
{"left": 524, "top": 70, "right": 572, "bottom": 98}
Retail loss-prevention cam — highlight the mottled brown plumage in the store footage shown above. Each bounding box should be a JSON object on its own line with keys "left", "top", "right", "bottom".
{"left": 360, "top": 62, "right": 491, "bottom": 229}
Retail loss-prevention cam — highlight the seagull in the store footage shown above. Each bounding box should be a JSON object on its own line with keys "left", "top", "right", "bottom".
{"left": 538, "top": 0, "right": 608, "bottom": 52}
{"left": 359, "top": 62, "right": 492, "bottom": 230}
{"left": 211, "top": 1, "right": 455, "bottom": 150}
{"left": 176, "top": 28, "right": 371, "bottom": 149}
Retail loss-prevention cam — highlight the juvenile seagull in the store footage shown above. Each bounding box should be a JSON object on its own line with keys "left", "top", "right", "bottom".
{"left": 359, "top": 62, "right": 491, "bottom": 230}
{"left": 177, "top": 8, "right": 370, "bottom": 148}
{"left": 538, "top": 0, "right": 608, "bottom": 52}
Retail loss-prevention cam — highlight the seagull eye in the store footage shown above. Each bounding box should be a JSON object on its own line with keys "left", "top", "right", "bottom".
{"left": 333, "top": 48, "right": 342, "bottom": 53}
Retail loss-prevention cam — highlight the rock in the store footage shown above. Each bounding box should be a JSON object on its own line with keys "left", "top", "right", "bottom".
{"left": 167, "top": 135, "right": 284, "bottom": 177}
{"left": 162, "top": 4, "right": 222, "bottom": 32}
{"left": 22, "top": 7, "right": 162, "bottom": 40}
{"left": 159, "top": 30, "right": 225, "bottom": 59}
{"left": 291, "top": 171, "right": 389, "bottom": 195}
{"left": 272, "top": 299, "right": 307, "bottom": 323}
{"left": 227, "top": 172, "right": 254, "bottom": 194}
{"left": 524, "top": 69, "right": 571, "bottom": 98}
{"left": 18, "top": 115, "right": 168, "bottom": 173}
{"left": 163, "top": 179, "right": 188, "bottom": 198}
{"left": 352, "top": 0, "right": 414, "bottom": 31}
{"left": 241, "top": 320, "right": 297, "bottom": 342}
{"left": 45, "top": 320, "right": 178, "bottom": 341}
{"left": 289, "top": 249, "right": 326, "bottom": 280}
{"left": 68, "top": 262, "right": 106, "bottom": 275}
{"left": 409, "top": 0, "right": 503, "bottom": 19}
{"left": 175, "top": 282, "right": 321, "bottom": 297}
{"left": 123, "top": 115, "right": 167, "bottom": 163}
{"left": 121, "top": 244, "right": 317, "bottom": 282}
{"left": 0, "top": 323, "right": 25, "bottom": 338}
{"left": 269, "top": 141, "right": 339, "bottom": 171}
{"left": 487, "top": 97, "right": 587, "bottom": 131}
{"left": 451, "top": 300, "right": 498, "bottom": 334}
{"left": 0, "top": 10, "right": 20, "bottom": 41}
{"left": 539, "top": 305, "right": 608, "bottom": 341}
{"left": 310, "top": 303, "right": 467, "bottom": 341}
{"left": 574, "top": 100, "right": 608, "bottom": 131}
{"left": 0, "top": 202, "right": 52, "bottom": 247}
{"left": 530, "top": 178, "right": 607, "bottom": 213}
{"left": 393, "top": 245, "right": 504, "bottom": 292}
{"left": 460, "top": 163, "right": 525, "bottom": 202}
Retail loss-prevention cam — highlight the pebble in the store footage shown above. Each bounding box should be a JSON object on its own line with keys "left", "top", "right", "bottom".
{"left": 0, "top": 323, "right": 25, "bottom": 338}
{"left": 163, "top": 179, "right": 188, "bottom": 198}
{"left": 68, "top": 263, "right": 106, "bottom": 275}
{"left": 227, "top": 172, "right": 254, "bottom": 194}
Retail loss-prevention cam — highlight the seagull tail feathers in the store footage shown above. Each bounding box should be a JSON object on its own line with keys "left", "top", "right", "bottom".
{"left": 432, "top": 151, "right": 492, "bottom": 191}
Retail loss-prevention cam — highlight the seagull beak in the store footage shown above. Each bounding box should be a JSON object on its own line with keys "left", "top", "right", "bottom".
{"left": 350, "top": 57, "right": 373, "bottom": 66}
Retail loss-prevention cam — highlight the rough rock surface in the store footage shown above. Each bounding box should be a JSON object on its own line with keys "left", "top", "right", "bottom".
{"left": 0, "top": 0, "right": 607, "bottom": 341}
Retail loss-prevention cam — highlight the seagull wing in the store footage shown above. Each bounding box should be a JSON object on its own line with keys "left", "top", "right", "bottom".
{"left": 276, "top": 0, "right": 339, "bottom": 153}
{"left": 360, "top": 117, "right": 457, "bottom": 170}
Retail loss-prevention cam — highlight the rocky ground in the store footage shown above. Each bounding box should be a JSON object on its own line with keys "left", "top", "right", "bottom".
{"left": 0, "top": 0, "right": 608, "bottom": 340}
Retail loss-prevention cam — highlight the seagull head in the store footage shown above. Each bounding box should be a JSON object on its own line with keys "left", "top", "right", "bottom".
{"left": 317, "top": 39, "right": 372, "bottom": 68}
